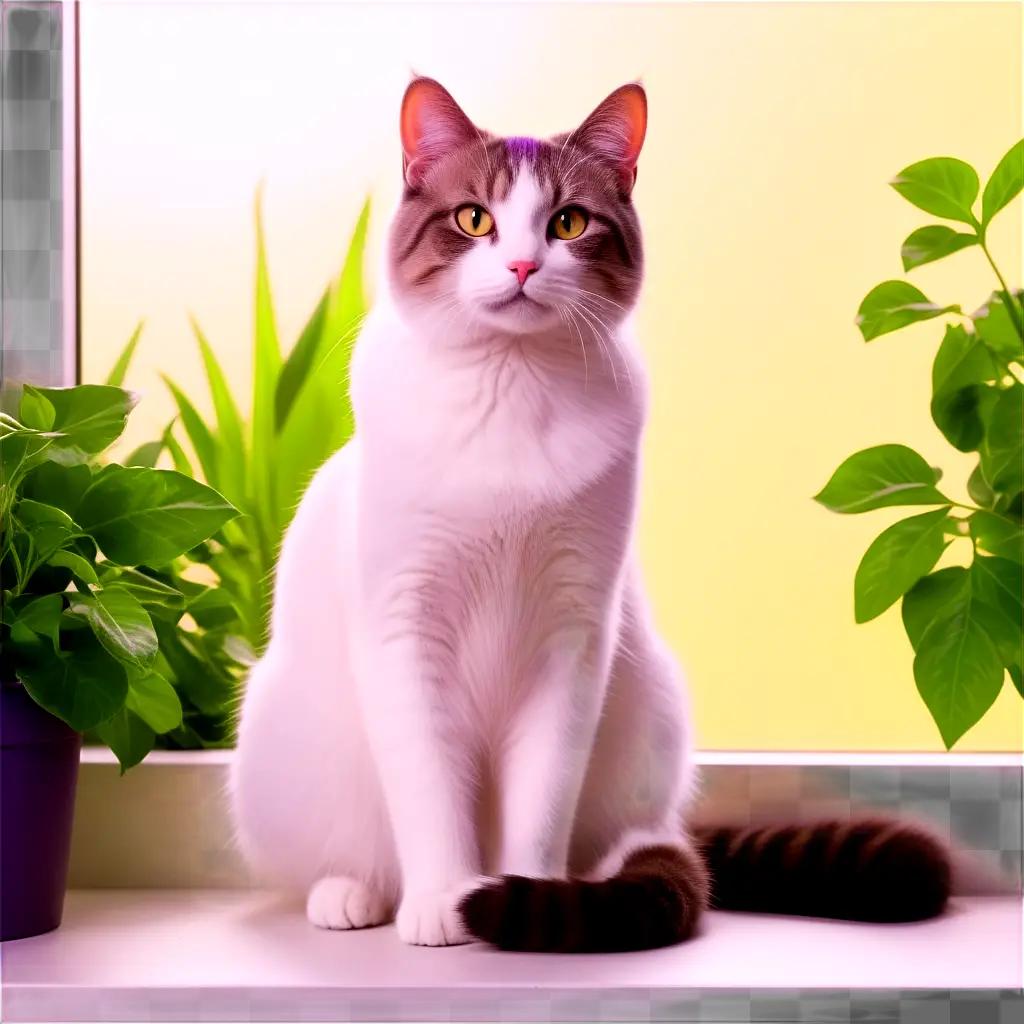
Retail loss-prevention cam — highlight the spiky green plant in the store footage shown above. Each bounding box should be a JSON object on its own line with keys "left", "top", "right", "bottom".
{"left": 114, "top": 193, "right": 369, "bottom": 660}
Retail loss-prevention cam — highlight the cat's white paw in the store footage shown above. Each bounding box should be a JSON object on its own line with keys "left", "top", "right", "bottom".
{"left": 396, "top": 879, "right": 487, "bottom": 946}
{"left": 306, "top": 876, "right": 392, "bottom": 930}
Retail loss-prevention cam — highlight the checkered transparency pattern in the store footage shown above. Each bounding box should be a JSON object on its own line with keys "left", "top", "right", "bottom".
{"left": 343, "top": 988, "right": 1023, "bottom": 1021}
{"left": 694, "top": 764, "right": 1023, "bottom": 893}
{"left": 1, "top": 0, "right": 65, "bottom": 388}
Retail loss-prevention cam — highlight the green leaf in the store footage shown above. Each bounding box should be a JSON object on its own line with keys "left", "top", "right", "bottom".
{"left": 251, "top": 187, "right": 282, "bottom": 544}
{"left": 929, "top": 325, "right": 998, "bottom": 452}
{"left": 856, "top": 281, "right": 960, "bottom": 342}
{"left": 68, "top": 587, "right": 158, "bottom": 669}
{"left": 161, "top": 376, "right": 219, "bottom": 487}
{"left": 76, "top": 465, "right": 238, "bottom": 565}
{"left": 967, "top": 462, "right": 996, "bottom": 508}
{"left": 932, "top": 386, "right": 995, "bottom": 454}
{"left": 105, "top": 320, "right": 145, "bottom": 387}
{"left": 105, "top": 567, "right": 186, "bottom": 612}
{"left": 973, "top": 292, "right": 1024, "bottom": 360}
{"left": 125, "top": 670, "right": 182, "bottom": 733}
{"left": 970, "top": 556, "right": 1023, "bottom": 666}
{"left": 24, "top": 384, "right": 137, "bottom": 454}
{"left": 275, "top": 288, "right": 329, "bottom": 432}
{"left": 890, "top": 156, "right": 980, "bottom": 225}
{"left": 971, "top": 511, "right": 1024, "bottom": 564}
{"left": 901, "top": 225, "right": 978, "bottom": 271}
{"left": 814, "top": 444, "right": 950, "bottom": 514}
{"left": 192, "top": 317, "right": 247, "bottom": 505}
{"left": 905, "top": 554, "right": 1022, "bottom": 746}
{"left": 153, "top": 619, "right": 235, "bottom": 715}
{"left": 18, "top": 639, "right": 128, "bottom": 732}
{"left": 15, "top": 497, "right": 76, "bottom": 531}
{"left": 14, "top": 498, "right": 78, "bottom": 566}
{"left": 914, "top": 596, "right": 1007, "bottom": 749}
{"left": 19, "top": 387, "right": 55, "bottom": 430}
{"left": 46, "top": 549, "right": 99, "bottom": 584}
{"left": 12, "top": 593, "right": 64, "bottom": 647}
{"left": 95, "top": 708, "right": 155, "bottom": 772}
{"left": 854, "top": 509, "right": 950, "bottom": 623}
{"left": 979, "top": 387, "right": 1024, "bottom": 495}
{"left": 903, "top": 567, "right": 969, "bottom": 650}
{"left": 21, "top": 461, "right": 92, "bottom": 518}
{"left": 1010, "top": 664, "right": 1023, "bottom": 698}
{"left": 0, "top": 431, "right": 55, "bottom": 489}
{"left": 275, "top": 200, "right": 370, "bottom": 541}
{"left": 981, "top": 140, "right": 1023, "bottom": 226}
{"left": 161, "top": 422, "right": 194, "bottom": 476}
{"left": 187, "top": 587, "right": 239, "bottom": 629}
{"left": 125, "top": 440, "right": 164, "bottom": 468}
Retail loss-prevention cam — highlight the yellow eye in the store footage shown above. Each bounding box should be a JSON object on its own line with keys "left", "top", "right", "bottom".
{"left": 551, "top": 207, "right": 588, "bottom": 240}
{"left": 455, "top": 204, "right": 494, "bottom": 237}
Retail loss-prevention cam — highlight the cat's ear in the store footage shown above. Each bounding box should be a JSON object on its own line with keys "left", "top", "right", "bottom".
{"left": 400, "top": 77, "right": 478, "bottom": 187}
{"left": 574, "top": 83, "right": 647, "bottom": 191}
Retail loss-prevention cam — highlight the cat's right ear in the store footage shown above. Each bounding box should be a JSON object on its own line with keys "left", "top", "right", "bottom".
{"left": 400, "top": 77, "right": 478, "bottom": 187}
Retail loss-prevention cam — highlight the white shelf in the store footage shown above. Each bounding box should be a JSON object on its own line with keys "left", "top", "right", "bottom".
{"left": 1, "top": 890, "right": 1020, "bottom": 1022}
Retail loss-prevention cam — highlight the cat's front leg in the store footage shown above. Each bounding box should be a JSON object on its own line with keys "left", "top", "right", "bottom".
{"left": 355, "top": 628, "right": 484, "bottom": 946}
{"left": 499, "top": 632, "right": 613, "bottom": 879}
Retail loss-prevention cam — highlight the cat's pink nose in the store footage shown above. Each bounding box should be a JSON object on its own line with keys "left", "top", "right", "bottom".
{"left": 508, "top": 260, "right": 538, "bottom": 287}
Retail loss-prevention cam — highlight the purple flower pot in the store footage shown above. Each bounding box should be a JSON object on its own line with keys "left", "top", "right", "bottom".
{"left": 1, "top": 682, "right": 81, "bottom": 941}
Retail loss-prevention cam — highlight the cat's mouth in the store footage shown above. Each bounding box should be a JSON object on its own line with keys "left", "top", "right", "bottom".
{"left": 486, "top": 291, "right": 544, "bottom": 313}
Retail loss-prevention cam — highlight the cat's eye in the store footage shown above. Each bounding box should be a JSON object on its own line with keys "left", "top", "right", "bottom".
{"left": 455, "top": 204, "right": 494, "bottom": 237}
{"left": 550, "top": 207, "right": 588, "bottom": 241}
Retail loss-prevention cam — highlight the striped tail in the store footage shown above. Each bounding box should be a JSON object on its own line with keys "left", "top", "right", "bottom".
{"left": 694, "top": 817, "right": 952, "bottom": 923}
{"left": 458, "top": 842, "right": 709, "bottom": 952}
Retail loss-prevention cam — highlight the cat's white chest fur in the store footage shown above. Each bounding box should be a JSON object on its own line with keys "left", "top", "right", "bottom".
{"left": 350, "top": 305, "right": 645, "bottom": 509}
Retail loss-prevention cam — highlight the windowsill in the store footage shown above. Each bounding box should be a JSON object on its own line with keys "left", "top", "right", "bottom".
{"left": 67, "top": 749, "right": 1024, "bottom": 892}
{"left": 1, "top": 890, "right": 1020, "bottom": 1022}
{"left": 77, "top": 747, "right": 1024, "bottom": 768}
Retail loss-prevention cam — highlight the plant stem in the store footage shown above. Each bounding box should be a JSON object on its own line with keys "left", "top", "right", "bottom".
{"left": 950, "top": 500, "right": 1020, "bottom": 527}
{"left": 979, "top": 238, "right": 1024, "bottom": 340}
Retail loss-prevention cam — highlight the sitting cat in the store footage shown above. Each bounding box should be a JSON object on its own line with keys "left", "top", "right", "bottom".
{"left": 231, "top": 77, "right": 950, "bottom": 950}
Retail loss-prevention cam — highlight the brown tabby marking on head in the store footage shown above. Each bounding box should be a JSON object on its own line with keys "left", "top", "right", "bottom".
{"left": 388, "top": 78, "right": 645, "bottom": 320}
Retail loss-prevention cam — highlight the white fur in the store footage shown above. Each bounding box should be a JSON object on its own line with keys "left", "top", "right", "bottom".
{"left": 231, "top": 168, "right": 695, "bottom": 947}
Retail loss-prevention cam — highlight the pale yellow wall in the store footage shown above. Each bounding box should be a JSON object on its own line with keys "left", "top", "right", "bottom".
{"left": 81, "top": 2, "right": 1023, "bottom": 751}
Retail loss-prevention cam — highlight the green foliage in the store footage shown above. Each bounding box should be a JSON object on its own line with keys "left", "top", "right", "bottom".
{"left": 111, "top": 194, "right": 369, "bottom": 659}
{"left": 816, "top": 140, "right": 1024, "bottom": 749}
{"left": 856, "top": 281, "right": 960, "bottom": 341}
{"left": 1, "top": 385, "right": 239, "bottom": 770}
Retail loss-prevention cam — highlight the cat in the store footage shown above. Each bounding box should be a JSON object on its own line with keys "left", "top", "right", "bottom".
{"left": 230, "top": 77, "right": 951, "bottom": 950}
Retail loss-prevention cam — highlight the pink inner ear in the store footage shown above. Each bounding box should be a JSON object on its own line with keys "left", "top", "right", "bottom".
{"left": 400, "top": 78, "right": 476, "bottom": 183}
{"left": 575, "top": 84, "right": 647, "bottom": 186}
{"left": 615, "top": 87, "right": 647, "bottom": 169}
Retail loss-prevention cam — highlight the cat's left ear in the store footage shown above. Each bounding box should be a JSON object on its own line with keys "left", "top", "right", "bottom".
{"left": 400, "top": 77, "right": 479, "bottom": 187}
{"left": 574, "top": 83, "right": 647, "bottom": 192}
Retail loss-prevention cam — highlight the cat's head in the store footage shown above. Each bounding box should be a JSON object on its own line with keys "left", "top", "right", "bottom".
{"left": 388, "top": 77, "right": 646, "bottom": 338}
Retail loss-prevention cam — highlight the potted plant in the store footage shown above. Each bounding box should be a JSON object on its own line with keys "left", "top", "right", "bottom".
{"left": 0, "top": 383, "right": 238, "bottom": 940}
{"left": 815, "top": 140, "right": 1023, "bottom": 748}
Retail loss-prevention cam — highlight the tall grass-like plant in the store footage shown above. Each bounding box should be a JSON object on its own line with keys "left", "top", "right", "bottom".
{"left": 815, "top": 141, "right": 1023, "bottom": 748}
{"left": 118, "top": 194, "right": 369, "bottom": 658}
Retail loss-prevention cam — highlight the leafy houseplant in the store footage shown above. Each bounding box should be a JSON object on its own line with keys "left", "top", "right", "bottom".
{"left": 815, "top": 140, "right": 1023, "bottom": 749}
{"left": 117, "top": 193, "right": 369, "bottom": 659}
{"left": 0, "top": 383, "right": 237, "bottom": 938}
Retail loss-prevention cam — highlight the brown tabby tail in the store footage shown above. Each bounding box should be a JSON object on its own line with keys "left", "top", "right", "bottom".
{"left": 695, "top": 816, "right": 952, "bottom": 923}
{"left": 459, "top": 842, "right": 709, "bottom": 952}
